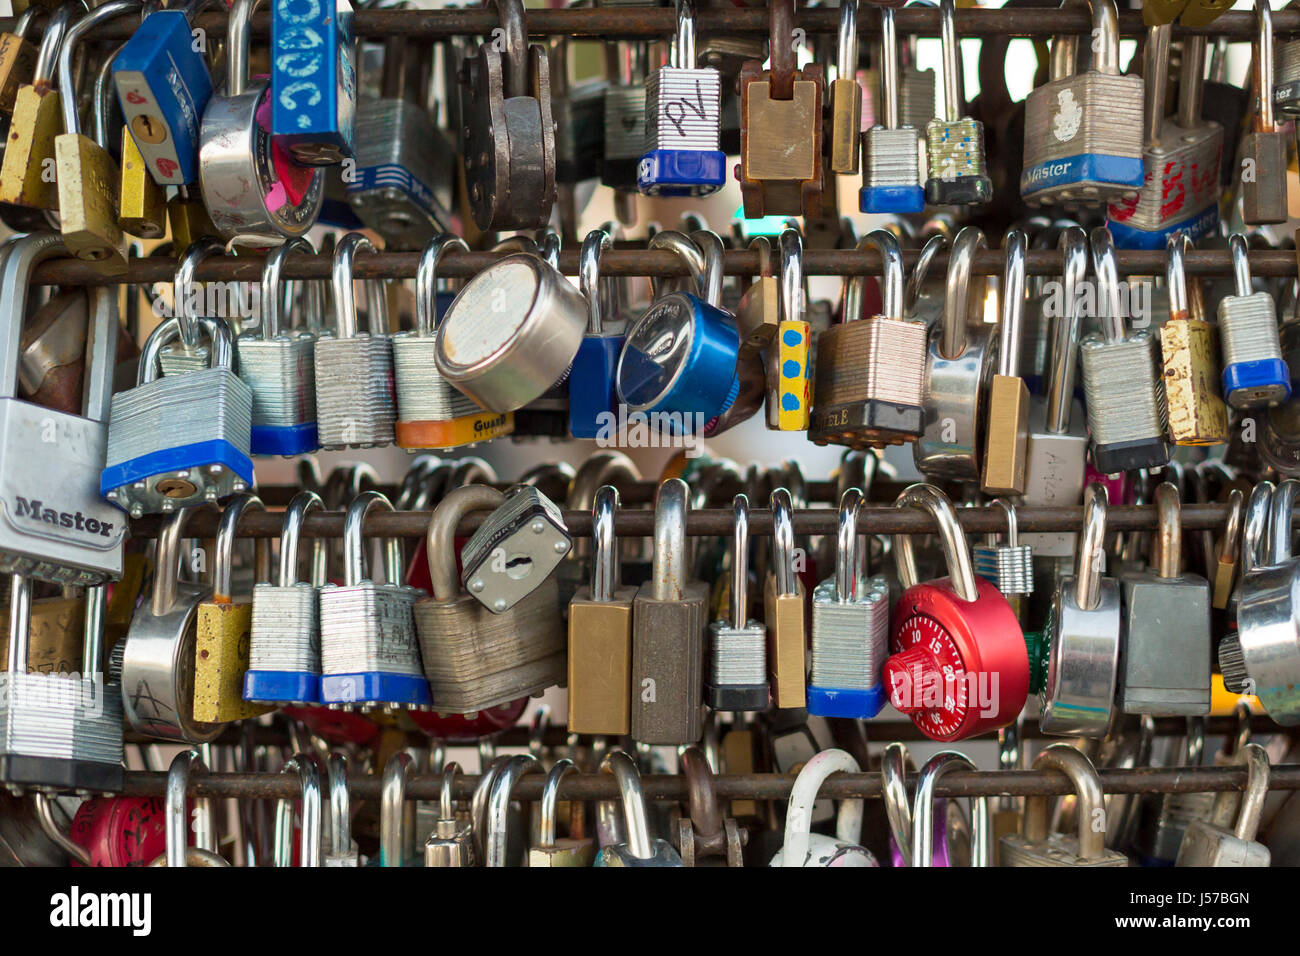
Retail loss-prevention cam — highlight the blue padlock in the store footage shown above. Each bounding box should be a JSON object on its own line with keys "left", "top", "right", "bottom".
{"left": 271, "top": 0, "right": 357, "bottom": 165}
{"left": 615, "top": 230, "right": 740, "bottom": 424}
{"left": 112, "top": 0, "right": 215, "bottom": 185}
{"left": 570, "top": 228, "right": 624, "bottom": 439}
{"left": 1219, "top": 234, "right": 1291, "bottom": 409}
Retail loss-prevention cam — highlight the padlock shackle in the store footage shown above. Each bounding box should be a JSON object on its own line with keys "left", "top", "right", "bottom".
{"left": 864, "top": 229, "right": 904, "bottom": 320}
{"left": 0, "top": 233, "right": 70, "bottom": 402}
{"left": 139, "top": 314, "right": 234, "bottom": 385}
{"left": 415, "top": 234, "right": 469, "bottom": 338}
{"left": 769, "top": 487, "right": 798, "bottom": 596}
{"left": 938, "top": 0, "right": 962, "bottom": 123}
{"left": 986, "top": 498, "right": 1018, "bottom": 548}
{"left": 674, "top": 0, "right": 696, "bottom": 70}
{"left": 904, "top": 234, "right": 946, "bottom": 320}
{"left": 647, "top": 230, "right": 705, "bottom": 301}
{"left": 59, "top": 0, "right": 142, "bottom": 135}
{"left": 332, "top": 233, "right": 387, "bottom": 339}
{"left": 600, "top": 751, "right": 655, "bottom": 860}
{"left": 486, "top": 754, "right": 542, "bottom": 866}
{"left": 1178, "top": 35, "right": 1208, "bottom": 130}
{"left": 1153, "top": 482, "right": 1181, "bottom": 579}
{"left": 591, "top": 485, "right": 621, "bottom": 604}
{"left": 652, "top": 478, "right": 690, "bottom": 602}
{"left": 1267, "top": 477, "right": 1299, "bottom": 564}
{"left": 1142, "top": 23, "right": 1171, "bottom": 145}
{"left": 13, "top": 4, "right": 48, "bottom": 39}
{"left": 728, "top": 494, "right": 751, "bottom": 627}
{"left": 768, "top": 0, "right": 795, "bottom": 100}
{"left": 881, "top": 742, "right": 913, "bottom": 866}
{"left": 1254, "top": 0, "right": 1276, "bottom": 132}
{"left": 689, "top": 229, "right": 725, "bottom": 308}
{"left": 486, "top": 0, "right": 529, "bottom": 99}
{"left": 274, "top": 754, "right": 322, "bottom": 867}
{"left": 32, "top": 0, "right": 84, "bottom": 90}
{"left": 5, "top": 574, "right": 31, "bottom": 675}
{"left": 1050, "top": 0, "right": 1120, "bottom": 80}
{"left": 913, "top": 751, "right": 991, "bottom": 867}
{"left": 940, "top": 227, "right": 986, "bottom": 359}
{"left": 835, "top": 487, "right": 864, "bottom": 602}
{"left": 892, "top": 483, "right": 979, "bottom": 602}
{"left": 1227, "top": 233, "right": 1253, "bottom": 298}
{"left": 173, "top": 238, "right": 226, "bottom": 354}
{"left": 1241, "top": 480, "right": 1273, "bottom": 575}
{"left": 680, "top": 746, "right": 725, "bottom": 844}
{"left": 1089, "top": 227, "right": 1125, "bottom": 344}
{"left": 322, "top": 461, "right": 379, "bottom": 509}
{"left": 83, "top": 584, "right": 108, "bottom": 680}
{"left": 877, "top": 4, "right": 900, "bottom": 128}
{"left": 567, "top": 451, "right": 640, "bottom": 511}
{"left": 1217, "top": 487, "right": 1246, "bottom": 567}
{"left": 538, "top": 758, "right": 576, "bottom": 847}
{"left": 260, "top": 237, "right": 315, "bottom": 341}
{"left": 996, "top": 229, "right": 1027, "bottom": 378}
{"left": 838, "top": 0, "right": 858, "bottom": 81}
{"left": 151, "top": 503, "right": 218, "bottom": 616}
{"left": 92, "top": 41, "right": 126, "bottom": 147}
{"left": 342, "top": 491, "right": 402, "bottom": 588}
{"left": 427, "top": 485, "right": 505, "bottom": 600}
{"left": 450, "top": 456, "right": 498, "bottom": 489}
{"left": 1075, "top": 483, "right": 1108, "bottom": 611}
{"left": 379, "top": 751, "right": 413, "bottom": 867}
{"left": 327, "top": 752, "right": 352, "bottom": 857}
{"left": 580, "top": 228, "right": 614, "bottom": 336}
{"left": 165, "top": 749, "right": 215, "bottom": 867}
{"left": 1023, "top": 744, "right": 1106, "bottom": 859}
{"left": 780, "top": 748, "right": 863, "bottom": 867}
{"left": 778, "top": 228, "right": 805, "bottom": 325}
{"left": 225, "top": 0, "right": 266, "bottom": 98}
{"left": 1044, "top": 225, "right": 1086, "bottom": 435}
{"left": 212, "top": 493, "right": 268, "bottom": 603}
{"left": 1208, "top": 742, "right": 1270, "bottom": 841}
{"left": 1165, "top": 233, "right": 1190, "bottom": 320}
{"left": 436, "top": 760, "right": 462, "bottom": 825}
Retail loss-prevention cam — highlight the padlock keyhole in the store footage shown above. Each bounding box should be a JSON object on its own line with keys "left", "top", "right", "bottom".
{"left": 504, "top": 554, "right": 533, "bottom": 580}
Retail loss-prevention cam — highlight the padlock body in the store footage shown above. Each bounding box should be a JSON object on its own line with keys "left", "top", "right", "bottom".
{"left": 271, "top": 0, "right": 357, "bottom": 165}
{"left": 118, "top": 129, "right": 167, "bottom": 239}
{"left": 0, "top": 87, "right": 61, "bottom": 208}
{"left": 738, "top": 67, "right": 824, "bottom": 218}
{"left": 1039, "top": 575, "right": 1121, "bottom": 737}
{"left": 194, "top": 600, "right": 273, "bottom": 722}
{"left": 319, "top": 580, "right": 430, "bottom": 707}
{"left": 1118, "top": 571, "right": 1212, "bottom": 716}
{"left": 53, "top": 134, "right": 128, "bottom": 274}
{"left": 1235, "top": 562, "right": 1300, "bottom": 725}
{"left": 629, "top": 582, "right": 708, "bottom": 745}
{"left": 1080, "top": 332, "right": 1170, "bottom": 474}
{"left": 1159, "top": 317, "right": 1229, "bottom": 445}
{"left": 0, "top": 33, "right": 37, "bottom": 114}
{"left": 861, "top": 125, "right": 925, "bottom": 213}
{"left": 767, "top": 319, "right": 811, "bottom": 431}
{"left": 1218, "top": 291, "right": 1289, "bottom": 409}
{"left": 1174, "top": 821, "right": 1270, "bottom": 867}
{"left": 237, "top": 334, "right": 319, "bottom": 456}
{"left": 914, "top": 325, "right": 996, "bottom": 482}
{"left": 1239, "top": 131, "right": 1288, "bottom": 225}
{"left": 810, "top": 316, "right": 926, "bottom": 448}
{"left": 244, "top": 581, "right": 321, "bottom": 704}
{"left": 313, "top": 334, "right": 397, "bottom": 448}
{"left": 1106, "top": 120, "right": 1222, "bottom": 249}
{"left": 0, "top": 673, "right": 124, "bottom": 792}
{"left": 808, "top": 574, "right": 889, "bottom": 718}
{"left": 764, "top": 576, "right": 807, "bottom": 709}
{"left": 1000, "top": 832, "right": 1128, "bottom": 866}
{"left": 392, "top": 333, "right": 514, "bottom": 448}
{"left": 982, "top": 373, "right": 1030, "bottom": 495}
{"left": 568, "top": 585, "right": 635, "bottom": 735}
{"left": 568, "top": 333, "right": 623, "bottom": 439}
{"left": 924, "top": 118, "right": 992, "bottom": 205}
{"left": 638, "top": 65, "right": 726, "bottom": 196}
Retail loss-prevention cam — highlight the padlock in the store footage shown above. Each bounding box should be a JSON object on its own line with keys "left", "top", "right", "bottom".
{"left": 0, "top": 580, "right": 124, "bottom": 792}
{"left": 319, "top": 491, "right": 430, "bottom": 710}
{"left": 636, "top": 0, "right": 725, "bottom": 196}
{"left": 112, "top": 0, "right": 214, "bottom": 187}
{"left": 594, "top": 751, "right": 684, "bottom": 866}
{"left": 924, "top": 0, "right": 991, "bottom": 205}
{"left": 70, "top": 794, "right": 166, "bottom": 867}
{"left": 118, "top": 123, "right": 166, "bottom": 240}
{"left": 601, "top": 39, "right": 649, "bottom": 196}
{"left": 1216, "top": 479, "right": 1271, "bottom": 631}
{"left": 148, "top": 750, "right": 228, "bottom": 867}
{"left": 569, "top": 229, "right": 623, "bottom": 440}
{"left": 981, "top": 229, "right": 1030, "bottom": 495}
{"left": 765, "top": 486, "right": 807, "bottom": 709}
{"left": 810, "top": 229, "right": 926, "bottom": 448}
{"left": 0, "top": 580, "right": 84, "bottom": 677}
{"left": 460, "top": 484, "right": 571, "bottom": 615}
{"left": 913, "top": 226, "right": 995, "bottom": 481}
{"left": 560, "top": 451, "right": 641, "bottom": 606}
{"left": 167, "top": 185, "right": 219, "bottom": 250}
{"left": 459, "top": 0, "right": 556, "bottom": 231}
{"left": 0, "top": 1, "right": 80, "bottom": 210}
{"left": 1175, "top": 742, "right": 1270, "bottom": 867}
{"left": 485, "top": 753, "right": 541, "bottom": 867}
{"left": 1020, "top": 0, "right": 1144, "bottom": 206}
{"left": 885, "top": 483, "right": 1029, "bottom": 741}
{"left": 1000, "top": 744, "right": 1128, "bottom": 866}
{"left": 101, "top": 313, "right": 254, "bottom": 518}
{"left": 197, "top": 0, "right": 325, "bottom": 242}
{"left": 117, "top": 504, "right": 224, "bottom": 742}
{"left": 737, "top": 236, "right": 779, "bottom": 359}
{"left": 911, "top": 751, "right": 992, "bottom": 867}
{"left": 615, "top": 230, "right": 740, "bottom": 423}
{"left": 415, "top": 486, "right": 566, "bottom": 714}
{"left": 1218, "top": 233, "right": 1289, "bottom": 410}
{"left": 1039, "top": 483, "right": 1121, "bottom": 737}
{"left": 1157, "top": 234, "right": 1227, "bottom": 446}
{"left": 273, "top": 753, "right": 321, "bottom": 867}
{"left": 271, "top": 0, "right": 356, "bottom": 165}
{"left": 567, "top": 485, "right": 635, "bottom": 735}
{"left": 1277, "top": 14, "right": 1300, "bottom": 116}
{"left": 156, "top": 239, "right": 226, "bottom": 379}
{"left": 323, "top": 751, "right": 360, "bottom": 866}
{"left": 860, "top": 4, "right": 924, "bottom": 213}
{"left": 192, "top": 494, "right": 273, "bottom": 723}
{"left": 808, "top": 487, "right": 889, "bottom": 719}
{"left": 548, "top": 34, "right": 604, "bottom": 237}
{"left": 0, "top": 234, "right": 125, "bottom": 585}
{"left": 1119, "top": 482, "right": 1212, "bottom": 716}
{"left": 1134, "top": 717, "right": 1214, "bottom": 863}
{"left": 424, "top": 761, "right": 476, "bottom": 867}
{"left": 673, "top": 746, "right": 744, "bottom": 867}
{"left": 706, "top": 494, "right": 769, "bottom": 712}
{"left": 313, "top": 232, "right": 396, "bottom": 449}
{"left": 737, "top": 0, "right": 824, "bottom": 218}
{"left": 1079, "top": 226, "right": 1169, "bottom": 474}
{"left": 378, "top": 751, "right": 417, "bottom": 866}
{"left": 0, "top": 5, "right": 42, "bottom": 115}
{"left": 1241, "top": 0, "right": 1288, "bottom": 225}
{"left": 971, "top": 499, "right": 1033, "bottom": 618}
{"left": 769, "top": 748, "right": 876, "bottom": 867}
{"left": 436, "top": 248, "right": 588, "bottom": 415}
{"left": 828, "top": 0, "right": 862, "bottom": 176}
{"left": 1211, "top": 488, "right": 1245, "bottom": 610}
{"left": 767, "top": 227, "right": 812, "bottom": 431}
{"left": 527, "top": 758, "right": 594, "bottom": 867}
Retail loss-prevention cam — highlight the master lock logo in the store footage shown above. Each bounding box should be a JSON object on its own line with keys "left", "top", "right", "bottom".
{"left": 11, "top": 497, "right": 118, "bottom": 539}
{"left": 49, "top": 887, "right": 152, "bottom": 937}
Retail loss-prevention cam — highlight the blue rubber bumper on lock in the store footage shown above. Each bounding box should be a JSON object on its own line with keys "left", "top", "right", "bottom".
{"left": 251, "top": 422, "right": 320, "bottom": 457}
{"left": 859, "top": 184, "right": 926, "bottom": 214}
{"left": 1019, "top": 153, "right": 1145, "bottom": 199}
{"left": 1223, "top": 359, "right": 1292, "bottom": 403}
{"left": 637, "top": 149, "right": 727, "bottom": 196}
{"left": 806, "top": 683, "right": 887, "bottom": 719}
{"left": 1106, "top": 204, "right": 1220, "bottom": 250}
{"left": 243, "top": 670, "right": 321, "bottom": 705}
{"left": 99, "top": 440, "right": 255, "bottom": 499}
{"left": 320, "top": 672, "right": 433, "bottom": 707}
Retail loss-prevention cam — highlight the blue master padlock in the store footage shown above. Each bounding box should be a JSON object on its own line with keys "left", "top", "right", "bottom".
{"left": 271, "top": 0, "right": 357, "bottom": 165}
{"left": 569, "top": 228, "right": 624, "bottom": 439}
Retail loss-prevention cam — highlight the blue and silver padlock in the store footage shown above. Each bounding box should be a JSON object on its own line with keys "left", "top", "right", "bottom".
{"left": 271, "top": 0, "right": 357, "bottom": 165}
{"left": 615, "top": 229, "right": 739, "bottom": 423}
{"left": 112, "top": 0, "right": 216, "bottom": 185}
{"left": 569, "top": 228, "right": 624, "bottom": 439}
{"left": 1219, "top": 233, "right": 1290, "bottom": 410}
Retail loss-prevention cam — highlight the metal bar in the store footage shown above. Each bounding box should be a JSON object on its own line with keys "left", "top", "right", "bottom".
{"left": 127, "top": 503, "right": 1261, "bottom": 540}
{"left": 117, "top": 766, "right": 1300, "bottom": 801}
{"left": 24, "top": 7, "right": 1300, "bottom": 41}
{"left": 27, "top": 249, "right": 1300, "bottom": 286}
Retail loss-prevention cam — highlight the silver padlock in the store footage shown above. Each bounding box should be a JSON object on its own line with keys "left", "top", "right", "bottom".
{"left": 971, "top": 499, "right": 1033, "bottom": 615}
{"left": 486, "top": 753, "right": 542, "bottom": 867}
{"left": 1175, "top": 743, "right": 1271, "bottom": 867}
{"left": 706, "top": 494, "right": 769, "bottom": 712}
{"left": 460, "top": 485, "right": 572, "bottom": 615}
{"left": 324, "top": 752, "right": 360, "bottom": 866}
{"left": 148, "top": 750, "right": 229, "bottom": 867}
{"left": 594, "top": 751, "right": 683, "bottom": 866}
{"left": 158, "top": 240, "right": 225, "bottom": 378}
{"left": 273, "top": 753, "right": 321, "bottom": 867}
{"left": 911, "top": 751, "right": 992, "bottom": 867}
{"left": 426, "top": 761, "right": 476, "bottom": 867}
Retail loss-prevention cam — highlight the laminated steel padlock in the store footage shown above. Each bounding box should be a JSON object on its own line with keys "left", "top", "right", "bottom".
{"left": 273, "top": 753, "right": 322, "bottom": 867}
{"left": 981, "top": 229, "right": 1030, "bottom": 496}
{"left": 237, "top": 237, "right": 320, "bottom": 456}
{"left": 1241, "top": 0, "right": 1288, "bottom": 225}
{"left": 885, "top": 483, "right": 1029, "bottom": 741}
{"left": 970, "top": 499, "right": 1033, "bottom": 618}
{"left": 1000, "top": 744, "right": 1128, "bottom": 866}
{"left": 765, "top": 486, "right": 807, "bottom": 709}
{"left": 244, "top": 490, "right": 328, "bottom": 705}
{"left": 394, "top": 235, "right": 514, "bottom": 449}
{"left": 271, "top": 0, "right": 356, "bottom": 165}
{"left": 860, "top": 4, "right": 924, "bottom": 213}
{"left": 458, "top": 0, "right": 557, "bottom": 231}
{"left": 460, "top": 485, "right": 572, "bottom": 615}
{"left": 1020, "top": 0, "right": 1144, "bottom": 206}
{"left": 192, "top": 493, "right": 274, "bottom": 723}
{"left": 313, "top": 232, "right": 397, "bottom": 449}
{"left": 911, "top": 751, "right": 992, "bottom": 867}
{"left": 594, "top": 751, "right": 684, "bottom": 866}
{"left": 1159, "top": 234, "right": 1227, "bottom": 445}
{"left": 924, "top": 0, "right": 991, "bottom": 205}
{"left": 808, "top": 488, "right": 889, "bottom": 719}
{"left": 769, "top": 748, "right": 876, "bottom": 867}
{"left": 767, "top": 228, "right": 812, "bottom": 431}
{"left": 318, "top": 491, "right": 430, "bottom": 709}
{"left": 415, "top": 485, "right": 566, "bottom": 714}
{"left": 112, "top": 0, "right": 215, "bottom": 186}
{"left": 1218, "top": 233, "right": 1289, "bottom": 410}
{"left": 637, "top": 0, "right": 725, "bottom": 196}
{"left": 101, "top": 313, "right": 254, "bottom": 518}
{"left": 1119, "top": 482, "right": 1212, "bottom": 716}
{"left": 117, "top": 503, "right": 224, "bottom": 742}
{"left": 1175, "top": 742, "right": 1271, "bottom": 867}
{"left": 1039, "top": 483, "right": 1121, "bottom": 737}
{"left": 147, "top": 750, "right": 228, "bottom": 867}
{"left": 0, "top": 233, "right": 125, "bottom": 585}
{"left": 601, "top": 40, "right": 650, "bottom": 195}
{"left": 569, "top": 229, "right": 623, "bottom": 440}
{"left": 706, "top": 494, "right": 769, "bottom": 712}
{"left": 197, "top": 0, "right": 325, "bottom": 242}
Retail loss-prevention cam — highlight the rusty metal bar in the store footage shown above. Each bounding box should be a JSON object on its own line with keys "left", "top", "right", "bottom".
{"left": 28, "top": 248, "right": 1300, "bottom": 286}
{"left": 117, "top": 766, "right": 1300, "bottom": 801}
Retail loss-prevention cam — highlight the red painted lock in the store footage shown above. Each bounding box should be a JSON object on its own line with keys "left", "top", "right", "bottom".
{"left": 883, "top": 483, "right": 1028, "bottom": 741}
{"left": 407, "top": 696, "right": 529, "bottom": 741}
{"left": 70, "top": 796, "right": 168, "bottom": 867}
{"left": 284, "top": 705, "right": 382, "bottom": 746}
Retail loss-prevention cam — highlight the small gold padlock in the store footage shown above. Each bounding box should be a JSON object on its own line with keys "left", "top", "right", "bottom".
{"left": 1160, "top": 234, "right": 1229, "bottom": 446}
{"left": 982, "top": 230, "right": 1031, "bottom": 495}
{"left": 0, "top": 5, "right": 42, "bottom": 115}
{"left": 168, "top": 185, "right": 221, "bottom": 250}
{"left": 828, "top": 0, "right": 862, "bottom": 175}
{"left": 736, "top": 236, "right": 779, "bottom": 356}
{"left": 118, "top": 128, "right": 166, "bottom": 240}
{"left": 1212, "top": 487, "right": 1245, "bottom": 610}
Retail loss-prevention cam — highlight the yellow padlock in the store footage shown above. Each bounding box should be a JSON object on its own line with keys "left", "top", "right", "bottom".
{"left": 0, "top": 5, "right": 43, "bottom": 115}
{"left": 193, "top": 494, "right": 274, "bottom": 723}
{"left": 118, "top": 127, "right": 166, "bottom": 239}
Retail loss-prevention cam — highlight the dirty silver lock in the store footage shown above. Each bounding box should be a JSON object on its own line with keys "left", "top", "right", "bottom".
{"left": 460, "top": 485, "right": 572, "bottom": 615}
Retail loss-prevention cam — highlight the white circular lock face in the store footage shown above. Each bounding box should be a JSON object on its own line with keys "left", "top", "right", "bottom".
{"left": 439, "top": 260, "right": 540, "bottom": 368}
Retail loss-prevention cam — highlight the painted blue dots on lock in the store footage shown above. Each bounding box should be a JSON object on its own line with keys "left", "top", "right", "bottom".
{"left": 781, "top": 392, "right": 802, "bottom": 411}
{"left": 782, "top": 359, "right": 802, "bottom": 379}
{"left": 782, "top": 328, "right": 804, "bottom": 347}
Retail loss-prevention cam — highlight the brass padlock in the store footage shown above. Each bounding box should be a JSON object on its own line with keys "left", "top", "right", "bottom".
{"left": 0, "top": 5, "right": 43, "bottom": 115}
{"left": 119, "top": 127, "right": 166, "bottom": 240}
{"left": 0, "top": 582, "right": 85, "bottom": 675}
{"left": 167, "top": 186, "right": 220, "bottom": 250}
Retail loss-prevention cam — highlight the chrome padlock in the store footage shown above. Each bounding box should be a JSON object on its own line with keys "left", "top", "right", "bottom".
{"left": 770, "top": 748, "right": 877, "bottom": 867}
{"left": 460, "top": 485, "right": 572, "bottom": 615}
{"left": 271, "top": 0, "right": 356, "bottom": 165}
{"left": 971, "top": 499, "right": 1033, "bottom": 616}
{"left": 594, "top": 751, "right": 683, "bottom": 866}
{"left": 273, "top": 754, "right": 322, "bottom": 867}
{"left": 313, "top": 233, "right": 396, "bottom": 449}
{"left": 426, "top": 762, "right": 477, "bottom": 867}
{"left": 1218, "top": 233, "right": 1289, "bottom": 411}
{"left": 324, "top": 753, "right": 360, "bottom": 866}
{"left": 765, "top": 227, "right": 813, "bottom": 432}
{"left": 148, "top": 750, "right": 228, "bottom": 867}
{"left": 197, "top": 0, "right": 324, "bottom": 242}
{"left": 1175, "top": 742, "right": 1271, "bottom": 867}
{"left": 706, "top": 494, "right": 769, "bottom": 712}
{"left": 0, "top": 233, "right": 125, "bottom": 585}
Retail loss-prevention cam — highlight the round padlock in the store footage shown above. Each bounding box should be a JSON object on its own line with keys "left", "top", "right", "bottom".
{"left": 70, "top": 796, "right": 167, "bottom": 867}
